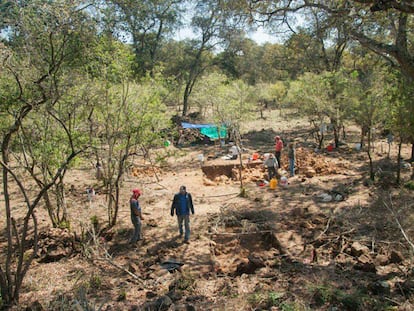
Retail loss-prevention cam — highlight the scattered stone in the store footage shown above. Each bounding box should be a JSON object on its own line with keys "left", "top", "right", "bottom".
{"left": 317, "top": 193, "right": 332, "bottom": 202}
{"left": 25, "top": 300, "right": 44, "bottom": 311}
{"left": 369, "top": 280, "right": 390, "bottom": 295}
{"left": 354, "top": 261, "right": 376, "bottom": 273}
{"left": 303, "top": 167, "right": 316, "bottom": 178}
{"left": 389, "top": 250, "right": 404, "bottom": 264}
{"left": 128, "top": 262, "right": 140, "bottom": 274}
{"left": 146, "top": 219, "right": 158, "bottom": 227}
{"left": 146, "top": 291, "right": 158, "bottom": 299}
{"left": 174, "top": 304, "right": 196, "bottom": 311}
{"left": 166, "top": 290, "right": 183, "bottom": 302}
{"left": 396, "top": 280, "right": 414, "bottom": 295}
{"left": 374, "top": 254, "right": 389, "bottom": 266}
{"left": 350, "top": 242, "right": 370, "bottom": 257}
{"left": 141, "top": 295, "right": 173, "bottom": 311}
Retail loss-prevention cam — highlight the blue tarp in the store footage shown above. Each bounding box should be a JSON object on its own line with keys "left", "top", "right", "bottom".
{"left": 181, "top": 122, "right": 216, "bottom": 129}
{"left": 181, "top": 122, "right": 227, "bottom": 140}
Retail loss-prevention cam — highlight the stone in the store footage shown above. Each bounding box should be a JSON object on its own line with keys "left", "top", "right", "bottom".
{"left": 350, "top": 242, "right": 370, "bottom": 257}
{"left": 389, "top": 250, "right": 404, "bottom": 264}
{"left": 369, "top": 280, "right": 390, "bottom": 295}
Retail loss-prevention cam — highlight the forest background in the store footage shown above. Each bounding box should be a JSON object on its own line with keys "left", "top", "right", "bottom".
{"left": 1, "top": 0, "right": 414, "bottom": 310}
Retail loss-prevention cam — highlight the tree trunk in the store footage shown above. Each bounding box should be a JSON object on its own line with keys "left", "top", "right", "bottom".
{"left": 182, "top": 83, "right": 190, "bottom": 116}
{"left": 367, "top": 128, "right": 374, "bottom": 180}
{"left": 397, "top": 140, "right": 402, "bottom": 184}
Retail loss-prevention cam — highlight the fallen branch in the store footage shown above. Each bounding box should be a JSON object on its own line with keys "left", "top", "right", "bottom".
{"left": 207, "top": 230, "right": 273, "bottom": 236}
{"left": 85, "top": 225, "right": 146, "bottom": 285}
{"left": 96, "top": 255, "right": 145, "bottom": 286}
{"left": 384, "top": 195, "right": 414, "bottom": 253}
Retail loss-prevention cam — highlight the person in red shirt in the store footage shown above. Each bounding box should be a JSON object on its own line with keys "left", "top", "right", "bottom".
{"left": 274, "top": 136, "right": 283, "bottom": 168}
{"left": 130, "top": 189, "right": 144, "bottom": 244}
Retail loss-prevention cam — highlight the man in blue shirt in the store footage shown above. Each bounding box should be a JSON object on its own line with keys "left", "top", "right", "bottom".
{"left": 130, "top": 189, "right": 144, "bottom": 244}
{"left": 171, "top": 185, "right": 194, "bottom": 243}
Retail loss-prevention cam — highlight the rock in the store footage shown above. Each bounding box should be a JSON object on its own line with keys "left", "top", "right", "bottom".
{"left": 396, "top": 280, "right": 414, "bottom": 295}
{"left": 374, "top": 254, "right": 389, "bottom": 266}
{"left": 317, "top": 193, "right": 332, "bottom": 202}
{"left": 389, "top": 250, "right": 404, "bottom": 264}
{"left": 141, "top": 295, "right": 173, "bottom": 311}
{"left": 354, "top": 261, "right": 376, "bottom": 273}
{"left": 303, "top": 167, "right": 316, "bottom": 177}
{"left": 128, "top": 262, "right": 140, "bottom": 274}
{"left": 235, "top": 259, "right": 252, "bottom": 275}
{"left": 146, "top": 291, "right": 158, "bottom": 299}
{"left": 174, "top": 304, "right": 196, "bottom": 311}
{"left": 358, "top": 254, "right": 372, "bottom": 264}
{"left": 369, "top": 280, "right": 390, "bottom": 295}
{"left": 350, "top": 242, "right": 370, "bottom": 257}
{"left": 25, "top": 300, "right": 44, "bottom": 311}
{"left": 247, "top": 254, "right": 266, "bottom": 269}
{"left": 235, "top": 255, "right": 265, "bottom": 275}
{"left": 166, "top": 290, "right": 182, "bottom": 302}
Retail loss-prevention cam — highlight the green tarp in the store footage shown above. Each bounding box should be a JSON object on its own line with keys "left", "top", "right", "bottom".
{"left": 200, "top": 126, "right": 227, "bottom": 140}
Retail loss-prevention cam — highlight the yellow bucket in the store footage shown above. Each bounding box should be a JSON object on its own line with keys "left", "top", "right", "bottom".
{"left": 269, "top": 178, "right": 277, "bottom": 190}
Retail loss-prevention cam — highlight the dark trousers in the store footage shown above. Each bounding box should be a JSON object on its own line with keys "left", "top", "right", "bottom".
{"left": 267, "top": 167, "right": 277, "bottom": 180}
{"left": 275, "top": 151, "right": 281, "bottom": 168}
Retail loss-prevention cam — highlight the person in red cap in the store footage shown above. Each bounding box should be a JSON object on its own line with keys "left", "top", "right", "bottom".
{"left": 130, "top": 188, "right": 144, "bottom": 244}
{"left": 274, "top": 136, "right": 283, "bottom": 168}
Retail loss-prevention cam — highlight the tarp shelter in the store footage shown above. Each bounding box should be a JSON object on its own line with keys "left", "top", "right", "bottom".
{"left": 181, "top": 122, "right": 227, "bottom": 140}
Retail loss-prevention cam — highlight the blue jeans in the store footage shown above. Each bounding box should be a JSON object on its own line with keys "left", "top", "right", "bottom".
{"left": 130, "top": 215, "right": 142, "bottom": 243}
{"left": 177, "top": 215, "right": 190, "bottom": 241}
{"left": 289, "top": 158, "right": 295, "bottom": 176}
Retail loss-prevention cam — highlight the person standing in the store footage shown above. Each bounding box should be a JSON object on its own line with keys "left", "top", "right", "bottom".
{"left": 130, "top": 189, "right": 144, "bottom": 244}
{"left": 171, "top": 185, "right": 194, "bottom": 244}
{"left": 274, "top": 136, "right": 284, "bottom": 168}
{"left": 288, "top": 142, "right": 296, "bottom": 177}
{"left": 263, "top": 153, "right": 278, "bottom": 180}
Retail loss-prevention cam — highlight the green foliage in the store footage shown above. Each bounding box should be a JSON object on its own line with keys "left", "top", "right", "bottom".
{"left": 174, "top": 271, "right": 196, "bottom": 292}
{"left": 404, "top": 181, "right": 414, "bottom": 191}
{"left": 58, "top": 220, "right": 71, "bottom": 230}
{"left": 248, "top": 291, "right": 294, "bottom": 309}
{"left": 267, "top": 291, "right": 285, "bottom": 306}
{"left": 247, "top": 292, "right": 264, "bottom": 306}
{"left": 90, "top": 215, "right": 99, "bottom": 228}
{"left": 239, "top": 187, "right": 248, "bottom": 198}
{"left": 308, "top": 284, "right": 394, "bottom": 310}
{"left": 117, "top": 289, "right": 127, "bottom": 301}
{"left": 88, "top": 274, "right": 102, "bottom": 290}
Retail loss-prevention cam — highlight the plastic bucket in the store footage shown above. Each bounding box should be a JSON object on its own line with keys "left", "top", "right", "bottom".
{"left": 269, "top": 178, "right": 277, "bottom": 190}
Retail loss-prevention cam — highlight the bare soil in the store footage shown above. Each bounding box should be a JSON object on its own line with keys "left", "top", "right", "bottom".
{"left": 2, "top": 111, "right": 414, "bottom": 310}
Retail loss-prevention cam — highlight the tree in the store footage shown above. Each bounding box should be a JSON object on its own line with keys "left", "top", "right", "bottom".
{"left": 15, "top": 81, "right": 90, "bottom": 228}
{"left": 103, "top": 0, "right": 184, "bottom": 76}
{"left": 286, "top": 73, "right": 331, "bottom": 149}
{"left": 384, "top": 70, "right": 414, "bottom": 181}
{"left": 180, "top": 0, "right": 246, "bottom": 116}
{"left": 243, "top": 0, "right": 414, "bottom": 80}
{"left": 0, "top": 0, "right": 95, "bottom": 306}
{"left": 90, "top": 76, "right": 169, "bottom": 227}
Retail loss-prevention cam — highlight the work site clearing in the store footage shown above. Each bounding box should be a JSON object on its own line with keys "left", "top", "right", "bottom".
{"left": 2, "top": 112, "right": 414, "bottom": 311}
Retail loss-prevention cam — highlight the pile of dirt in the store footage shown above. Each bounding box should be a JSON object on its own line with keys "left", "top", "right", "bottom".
{"left": 289, "top": 147, "right": 346, "bottom": 177}
{"left": 131, "top": 165, "right": 167, "bottom": 177}
{"left": 207, "top": 203, "right": 414, "bottom": 305}
{"left": 201, "top": 147, "right": 346, "bottom": 185}
{"left": 37, "top": 228, "right": 77, "bottom": 263}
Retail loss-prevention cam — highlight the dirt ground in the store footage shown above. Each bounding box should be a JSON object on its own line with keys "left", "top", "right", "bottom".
{"left": 2, "top": 111, "right": 414, "bottom": 310}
